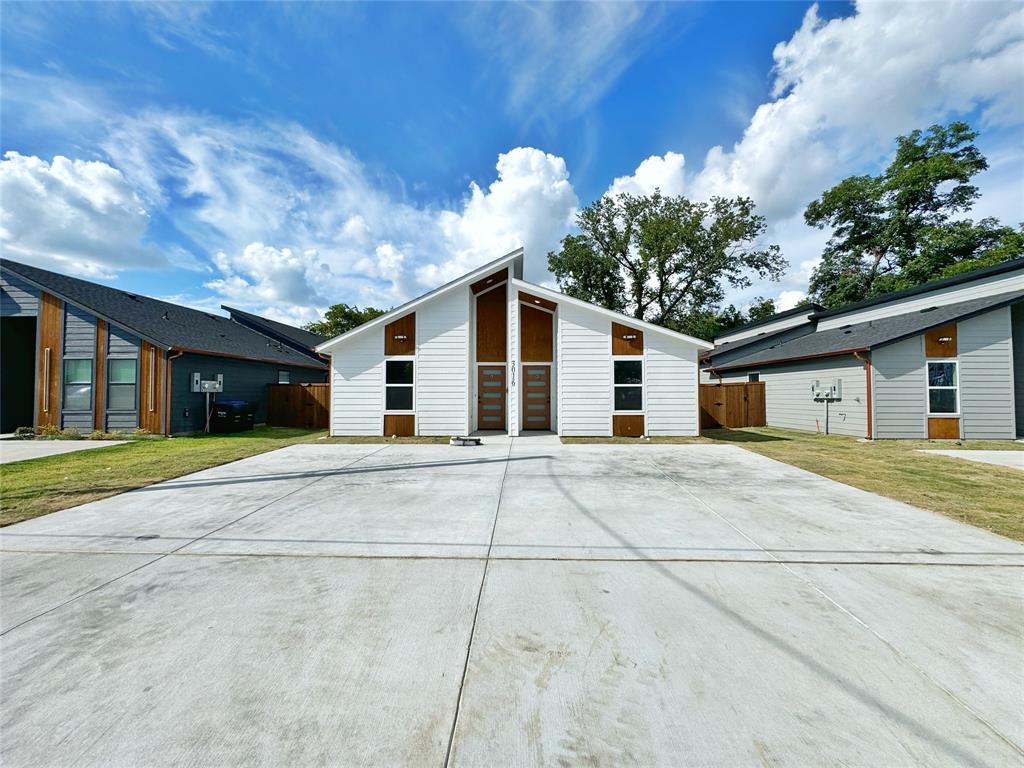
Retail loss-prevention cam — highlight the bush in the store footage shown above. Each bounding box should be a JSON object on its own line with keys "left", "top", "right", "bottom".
{"left": 58, "top": 427, "right": 83, "bottom": 440}
{"left": 13, "top": 427, "right": 35, "bottom": 439}
{"left": 36, "top": 424, "right": 61, "bottom": 438}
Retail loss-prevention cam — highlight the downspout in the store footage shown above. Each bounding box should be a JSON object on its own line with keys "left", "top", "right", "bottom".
{"left": 853, "top": 351, "right": 872, "bottom": 440}
{"left": 165, "top": 350, "right": 184, "bottom": 435}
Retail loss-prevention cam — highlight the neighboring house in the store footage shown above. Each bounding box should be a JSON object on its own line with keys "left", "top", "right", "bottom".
{"left": 702, "top": 259, "right": 1024, "bottom": 440}
{"left": 316, "top": 249, "right": 713, "bottom": 437}
{"left": 222, "top": 305, "right": 326, "bottom": 364}
{"left": 0, "top": 259, "right": 327, "bottom": 435}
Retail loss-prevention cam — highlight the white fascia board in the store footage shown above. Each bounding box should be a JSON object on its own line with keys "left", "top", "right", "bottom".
{"left": 316, "top": 248, "right": 524, "bottom": 353}
{"left": 510, "top": 277, "right": 714, "bottom": 350}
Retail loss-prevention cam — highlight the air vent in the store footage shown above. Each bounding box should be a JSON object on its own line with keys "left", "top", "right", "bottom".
{"left": 920, "top": 306, "right": 938, "bottom": 313}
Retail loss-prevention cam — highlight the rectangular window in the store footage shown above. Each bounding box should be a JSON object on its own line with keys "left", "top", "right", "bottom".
{"left": 613, "top": 359, "right": 643, "bottom": 412}
{"left": 107, "top": 358, "right": 137, "bottom": 411}
{"left": 385, "top": 359, "right": 414, "bottom": 412}
{"left": 927, "top": 360, "right": 958, "bottom": 415}
{"left": 63, "top": 358, "right": 93, "bottom": 411}
{"left": 748, "top": 373, "right": 760, "bottom": 382}
{"left": 278, "top": 370, "right": 290, "bottom": 384}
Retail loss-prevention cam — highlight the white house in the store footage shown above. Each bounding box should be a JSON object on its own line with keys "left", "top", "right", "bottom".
{"left": 316, "top": 249, "right": 713, "bottom": 437}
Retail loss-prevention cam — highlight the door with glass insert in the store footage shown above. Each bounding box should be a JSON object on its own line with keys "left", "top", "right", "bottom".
{"left": 522, "top": 365, "right": 551, "bottom": 430}
{"left": 477, "top": 366, "right": 506, "bottom": 430}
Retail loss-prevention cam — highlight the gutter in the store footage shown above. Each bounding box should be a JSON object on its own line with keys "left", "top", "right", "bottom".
{"left": 853, "top": 351, "right": 873, "bottom": 440}
{"left": 707, "top": 346, "right": 870, "bottom": 374}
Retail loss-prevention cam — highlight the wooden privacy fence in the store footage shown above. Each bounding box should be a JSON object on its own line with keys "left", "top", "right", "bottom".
{"left": 266, "top": 383, "right": 330, "bottom": 429}
{"left": 700, "top": 382, "right": 766, "bottom": 430}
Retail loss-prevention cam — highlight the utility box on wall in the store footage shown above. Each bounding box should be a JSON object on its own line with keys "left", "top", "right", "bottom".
{"left": 191, "top": 373, "right": 224, "bottom": 393}
{"left": 811, "top": 378, "right": 842, "bottom": 400}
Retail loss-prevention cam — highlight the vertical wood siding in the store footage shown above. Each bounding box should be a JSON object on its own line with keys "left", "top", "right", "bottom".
{"left": 959, "top": 307, "right": 1015, "bottom": 440}
{"left": 645, "top": 334, "right": 699, "bottom": 436}
{"left": 35, "top": 293, "right": 62, "bottom": 428}
{"left": 872, "top": 337, "right": 926, "bottom": 439}
{"left": 475, "top": 282, "right": 507, "bottom": 362}
{"left": 415, "top": 288, "right": 469, "bottom": 435}
{"left": 330, "top": 326, "right": 383, "bottom": 435}
{"left": 557, "top": 303, "right": 611, "bottom": 436}
{"left": 1013, "top": 303, "right": 1024, "bottom": 437}
{"left": 1, "top": 271, "right": 39, "bottom": 316}
{"left": 137, "top": 342, "right": 165, "bottom": 434}
{"left": 94, "top": 320, "right": 107, "bottom": 431}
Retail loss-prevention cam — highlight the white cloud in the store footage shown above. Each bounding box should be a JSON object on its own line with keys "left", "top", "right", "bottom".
{"left": 206, "top": 242, "right": 328, "bottom": 306}
{"left": 776, "top": 291, "right": 807, "bottom": 312}
{"left": 692, "top": 2, "right": 1024, "bottom": 220}
{"left": 0, "top": 151, "right": 163, "bottom": 276}
{"left": 606, "top": 152, "right": 686, "bottom": 198}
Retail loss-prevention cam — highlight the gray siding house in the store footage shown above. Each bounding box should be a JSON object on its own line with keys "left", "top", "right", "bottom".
{"left": 0, "top": 259, "right": 327, "bottom": 435}
{"left": 702, "top": 260, "right": 1024, "bottom": 440}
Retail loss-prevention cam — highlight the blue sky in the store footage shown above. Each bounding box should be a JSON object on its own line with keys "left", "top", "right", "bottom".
{"left": 2, "top": 1, "right": 1021, "bottom": 326}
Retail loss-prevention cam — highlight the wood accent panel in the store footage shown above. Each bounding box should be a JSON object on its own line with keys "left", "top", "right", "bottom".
{"left": 138, "top": 342, "right": 165, "bottom": 434}
{"left": 35, "top": 292, "right": 62, "bottom": 428}
{"left": 519, "top": 291, "right": 557, "bottom": 313}
{"left": 477, "top": 365, "right": 506, "bottom": 430}
{"left": 521, "top": 365, "right": 550, "bottom": 430}
{"left": 384, "top": 414, "right": 415, "bottom": 437}
{"left": 927, "top": 417, "right": 960, "bottom": 439}
{"left": 924, "top": 323, "right": 957, "bottom": 357}
{"left": 611, "top": 322, "right": 644, "bottom": 355}
{"left": 384, "top": 314, "right": 416, "bottom": 355}
{"left": 613, "top": 414, "right": 645, "bottom": 437}
{"left": 470, "top": 268, "right": 508, "bottom": 294}
{"left": 476, "top": 282, "right": 507, "bottom": 362}
{"left": 93, "top": 320, "right": 107, "bottom": 431}
{"left": 520, "top": 304, "right": 553, "bottom": 362}
{"left": 699, "top": 383, "right": 766, "bottom": 430}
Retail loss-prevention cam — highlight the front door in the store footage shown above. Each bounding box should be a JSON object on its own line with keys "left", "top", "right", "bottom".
{"left": 522, "top": 365, "right": 551, "bottom": 430}
{"left": 477, "top": 366, "right": 506, "bottom": 430}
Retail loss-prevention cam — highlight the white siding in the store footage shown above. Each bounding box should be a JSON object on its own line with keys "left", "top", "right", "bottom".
{"left": 959, "top": 307, "right": 1015, "bottom": 440}
{"left": 646, "top": 334, "right": 699, "bottom": 436}
{"left": 1013, "top": 303, "right": 1024, "bottom": 437}
{"left": 715, "top": 311, "right": 816, "bottom": 344}
{"left": 817, "top": 270, "right": 1024, "bottom": 331}
{"left": 330, "top": 325, "right": 383, "bottom": 435}
{"left": 557, "top": 303, "right": 611, "bottom": 436}
{"left": 873, "top": 336, "right": 925, "bottom": 439}
{"left": 415, "top": 289, "right": 469, "bottom": 435}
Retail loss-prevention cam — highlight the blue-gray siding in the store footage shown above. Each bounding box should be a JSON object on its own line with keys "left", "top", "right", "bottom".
{"left": 1013, "top": 303, "right": 1024, "bottom": 437}
{"left": 108, "top": 325, "right": 141, "bottom": 356}
{"left": 872, "top": 336, "right": 926, "bottom": 439}
{"left": 170, "top": 352, "right": 325, "bottom": 433}
{"left": 61, "top": 305, "right": 97, "bottom": 430}
{"left": 0, "top": 270, "right": 39, "bottom": 317}
{"left": 959, "top": 307, "right": 1015, "bottom": 440}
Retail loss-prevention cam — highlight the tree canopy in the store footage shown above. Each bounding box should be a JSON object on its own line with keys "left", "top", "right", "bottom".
{"left": 805, "top": 121, "right": 1023, "bottom": 308}
{"left": 547, "top": 191, "right": 786, "bottom": 338}
{"left": 305, "top": 303, "right": 386, "bottom": 338}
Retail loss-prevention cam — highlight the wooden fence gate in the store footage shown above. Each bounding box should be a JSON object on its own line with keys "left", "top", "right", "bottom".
{"left": 266, "top": 383, "right": 330, "bottom": 429}
{"left": 699, "top": 382, "right": 766, "bottom": 430}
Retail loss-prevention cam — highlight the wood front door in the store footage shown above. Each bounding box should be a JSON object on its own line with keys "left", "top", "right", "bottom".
{"left": 477, "top": 366, "right": 506, "bottom": 430}
{"left": 522, "top": 365, "right": 551, "bottom": 430}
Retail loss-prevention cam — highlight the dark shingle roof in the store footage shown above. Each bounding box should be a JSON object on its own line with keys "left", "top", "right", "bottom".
{"left": 708, "top": 290, "right": 1023, "bottom": 371}
{"left": 714, "top": 302, "right": 823, "bottom": 341}
{"left": 222, "top": 305, "right": 324, "bottom": 353}
{"left": 1, "top": 259, "right": 325, "bottom": 369}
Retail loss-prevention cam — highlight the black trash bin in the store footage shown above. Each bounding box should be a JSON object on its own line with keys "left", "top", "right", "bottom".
{"left": 209, "top": 400, "right": 258, "bottom": 433}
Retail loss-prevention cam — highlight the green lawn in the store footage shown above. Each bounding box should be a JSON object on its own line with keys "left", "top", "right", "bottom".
{"left": 563, "top": 428, "right": 1024, "bottom": 542}
{"left": 0, "top": 427, "right": 325, "bottom": 527}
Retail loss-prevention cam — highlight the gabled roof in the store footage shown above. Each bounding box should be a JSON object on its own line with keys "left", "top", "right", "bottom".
{"left": 707, "top": 290, "right": 1023, "bottom": 371}
{"left": 316, "top": 248, "right": 524, "bottom": 352}
{"left": 222, "top": 305, "right": 325, "bottom": 356}
{"left": 510, "top": 278, "right": 714, "bottom": 350}
{"left": 1, "top": 259, "right": 326, "bottom": 369}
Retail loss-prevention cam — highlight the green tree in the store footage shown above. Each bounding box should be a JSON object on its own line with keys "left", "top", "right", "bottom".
{"left": 547, "top": 191, "right": 786, "bottom": 337}
{"left": 805, "top": 121, "right": 1022, "bottom": 308}
{"left": 305, "top": 303, "right": 386, "bottom": 338}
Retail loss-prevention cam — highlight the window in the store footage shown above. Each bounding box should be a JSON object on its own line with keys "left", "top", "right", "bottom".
{"left": 63, "top": 359, "right": 93, "bottom": 411}
{"left": 278, "top": 370, "right": 290, "bottom": 384}
{"left": 385, "top": 359, "right": 414, "bottom": 411}
{"left": 613, "top": 359, "right": 643, "bottom": 411}
{"left": 927, "top": 360, "right": 958, "bottom": 415}
{"left": 107, "top": 359, "right": 138, "bottom": 411}
{"left": 748, "top": 373, "right": 760, "bottom": 382}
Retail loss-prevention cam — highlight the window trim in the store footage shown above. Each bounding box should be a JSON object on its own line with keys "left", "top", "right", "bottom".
{"left": 106, "top": 357, "right": 139, "bottom": 413}
{"left": 925, "top": 358, "right": 960, "bottom": 417}
{"left": 612, "top": 357, "right": 644, "bottom": 414}
{"left": 62, "top": 357, "right": 94, "bottom": 413}
{"left": 384, "top": 356, "right": 416, "bottom": 414}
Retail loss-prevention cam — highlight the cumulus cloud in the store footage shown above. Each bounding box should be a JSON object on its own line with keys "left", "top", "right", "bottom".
{"left": 692, "top": 2, "right": 1024, "bottom": 220}
{"left": 0, "top": 151, "right": 163, "bottom": 276}
{"left": 606, "top": 152, "right": 686, "bottom": 198}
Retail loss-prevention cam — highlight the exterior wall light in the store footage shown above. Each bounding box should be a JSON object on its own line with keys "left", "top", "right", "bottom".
{"left": 938, "top": 336, "right": 952, "bottom": 344}
{"left": 394, "top": 334, "right": 408, "bottom": 341}
{"left": 623, "top": 334, "right": 637, "bottom": 340}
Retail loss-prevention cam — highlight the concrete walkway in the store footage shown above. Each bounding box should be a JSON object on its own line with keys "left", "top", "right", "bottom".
{"left": 0, "top": 439, "right": 127, "bottom": 464}
{"left": 919, "top": 448, "right": 1024, "bottom": 471}
{"left": 1, "top": 439, "right": 1021, "bottom": 766}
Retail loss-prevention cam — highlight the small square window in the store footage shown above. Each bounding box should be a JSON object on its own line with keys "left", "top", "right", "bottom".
{"left": 614, "top": 360, "right": 642, "bottom": 385}
{"left": 614, "top": 386, "right": 643, "bottom": 411}
{"left": 748, "top": 373, "right": 760, "bottom": 382}
{"left": 386, "top": 386, "right": 413, "bottom": 411}
{"left": 386, "top": 360, "right": 414, "bottom": 384}
{"left": 278, "top": 370, "right": 290, "bottom": 384}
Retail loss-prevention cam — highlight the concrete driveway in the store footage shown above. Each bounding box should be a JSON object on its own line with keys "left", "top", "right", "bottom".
{"left": 0, "top": 438, "right": 127, "bottom": 464}
{"left": 2, "top": 437, "right": 1021, "bottom": 767}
